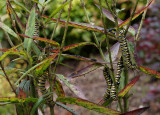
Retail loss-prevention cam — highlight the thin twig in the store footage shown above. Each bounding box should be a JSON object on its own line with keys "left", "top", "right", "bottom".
{"left": 0, "top": 61, "right": 17, "bottom": 96}
{"left": 135, "top": 0, "right": 149, "bottom": 41}
{"left": 124, "top": 0, "right": 140, "bottom": 36}
{"left": 52, "top": 0, "right": 73, "bottom": 96}
{"left": 50, "top": 0, "right": 67, "bottom": 40}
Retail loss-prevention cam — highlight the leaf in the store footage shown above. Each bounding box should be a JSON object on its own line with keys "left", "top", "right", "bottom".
{"left": 0, "top": 43, "right": 23, "bottom": 61}
{"left": 67, "top": 64, "right": 102, "bottom": 79}
{"left": 12, "top": 0, "right": 30, "bottom": 13}
{"left": 0, "top": 49, "right": 17, "bottom": 52}
{"left": 0, "top": 22, "right": 18, "bottom": 38}
{"left": 30, "top": 96, "right": 45, "bottom": 115}
{"left": 62, "top": 54, "right": 108, "bottom": 64}
{"left": 56, "top": 97, "right": 121, "bottom": 115}
{"left": 56, "top": 102, "right": 80, "bottom": 115}
{"left": 24, "top": 6, "right": 36, "bottom": 52}
{"left": 95, "top": 4, "right": 136, "bottom": 36}
{"left": 35, "top": 53, "right": 58, "bottom": 76}
{"left": 54, "top": 79, "right": 65, "bottom": 97}
{"left": 119, "top": 0, "right": 153, "bottom": 28}
{"left": 40, "top": 13, "right": 114, "bottom": 36}
{"left": 121, "top": 106, "right": 149, "bottom": 115}
{"left": 0, "top": 97, "right": 37, "bottom": 103}
{"left": 6, "top": 0, "right": 25, "bottom": 31}
{"left": 137, "top": 65, "right": 160, "bottom": 79}
{"left": 50, "top": 42, "right": 95, "bottom": 52}
{"left": 18, "top": 88, "right": 27, "bottom": 98}
{"left": 45, "top": 0, "right": 70, "bottom": 23}
{"left": 105, "top": 42, "right": 120, "bottom": 62}
{"left": 15, "top": 58, "right": 53, "bottom": 85}
{"left": 56, "top": 74, "right": 87, "bottom": 100}
{"left": 18, "top": 33, "right": 60, "bottom": 48}
{"left": 16, "top": 80, "right": 27, "bottom": 94}
{"left": 118, "top": 76, "right": 140, "bottom": 97}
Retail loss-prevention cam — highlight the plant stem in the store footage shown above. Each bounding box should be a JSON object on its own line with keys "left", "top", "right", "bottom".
{"left": 135, "top": 0, "right": 149, "bottom": 41}
{"left": 50, "top": 0, "right": 67, "bottom": 40}
{"left": 105, "top": 0, "right": 120, "bottom": 31}
{"left": 0, "top": 61, "right": 17, "bottom": 96}
{"left": 51, "top": 2, "right": 72, "bottom": 114}
{"left": 123, "top": 67, "right": 129, "bottom": 112}
{"left": 124, "top": 0, "right": 140, "bottom": 36}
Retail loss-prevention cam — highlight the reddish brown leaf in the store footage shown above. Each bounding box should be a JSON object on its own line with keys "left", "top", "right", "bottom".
{"left": 62, "top": 54, "right": 108, "bottom": 64}
{"left": 18, "top": 88, "right": 27, "bottom": 98}
{"left": 121, "top": 106, "right": 149, "bottom": 115}
{"left": 119, "top": 0, "right": 153, "bottom": 28}
{"left": 0, "top": 49, "right": 17, "bottom": 52}
{"left": 51, "top": 42, "right": 96, "bottom": 52}
{"left": 67, "top": 64, "right": 102, "bottom": 79}
{"left": 118, "top": 76, "right": 140, "bottom": 97}
{"left": 54, "top": 79, "right": 65, "bottom": 97}
{"left": 17, "top": 33, "right": 60, "bottom": 48}
{"left": 137, "top": 65, "right": 160, "bottom": 79}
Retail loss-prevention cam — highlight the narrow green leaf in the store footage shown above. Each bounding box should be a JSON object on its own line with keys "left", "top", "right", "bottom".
{"left": 56, "top": 97, "right": 121, "bottom": 115}
{"left": 31, "top": 97, "right": 45, "bottom": 115}
{"left": 56, "top": 74, "right": 87, "bottom": 99}
{"left": 54, "top": 79, "right": 65, "bottom": 97}
{"left": 0, "top": 43, "right": 23, "bottom": 61}
{"left": 35, "top": 53, "right": 58, "bottom": 76}
{"left": 45, "top": 0, "right": 70, "bottom": 23}
{"left": 118, "top": 76, "right": 140, "bottom": 97}
{"left": 56, "top": 102, "right": 80, "bottom": 115}
{"left": 15, "top": 59, "right": 49, "bottom": 85}
{"left": 12, "top": 0, "right": 30, "bottom": 13}
{"left": 0, "top": 97, "right": 38, "bottom": 103}
{"left": 137, "top": 65, "right": 160, "bottom": 79}
{"left": 0, "top": 22, "right": 18, "bottom": 38}
{"left": 24, "top": 6, "right": 36, "bottom": 52}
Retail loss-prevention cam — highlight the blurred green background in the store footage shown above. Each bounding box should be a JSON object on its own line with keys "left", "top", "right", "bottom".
{"left": 0, "top": 0, "right": 159, "bottom": 114}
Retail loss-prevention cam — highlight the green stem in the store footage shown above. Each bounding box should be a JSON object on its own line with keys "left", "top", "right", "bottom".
{"left": 124, "top": 0, "right": 140, "bottom": 36}
{"left": 123, "top": 67, "right": 129, "bottom": 112}
{"left": 50, "top": 0, "right": 67, "bottom": 40}
{"left": 135, "top": 0, "right": 149, "bottom": 41}
{"left": 105, "top": 0, "right": 120, "bottom": 31}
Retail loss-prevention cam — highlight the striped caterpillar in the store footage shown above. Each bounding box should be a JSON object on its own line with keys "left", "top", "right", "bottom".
{"left": 38, "top": 73, "right": 53, "bottom": 104}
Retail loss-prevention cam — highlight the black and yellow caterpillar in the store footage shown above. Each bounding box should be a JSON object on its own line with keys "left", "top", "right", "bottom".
{"left": 103, "top": 67, "right": 112, "bottom": 100}
{"left": 33, "top": 21, "right": 39, "bottom": 37}
{"left": 110, "top": 57, "right": 124, "bottom": 100}
{"left": 38, "top": 73, "right": 53, "bottom": 104}
{"left": 118, "top": 29, "right": 136, "bottom": 69}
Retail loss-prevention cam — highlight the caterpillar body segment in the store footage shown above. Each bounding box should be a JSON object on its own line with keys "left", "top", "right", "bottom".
{"left": 33, "top": 21, "right": 39, "bottom": 37}
{"left": 110, "top": 85, "right": 117, "bottom": 101}
{"left": 115, "top": 57, "right": 124, "bottom": 86}
{"left": 118, "top": 30, "right": 136, "bottom": 69}
{"left": 103, "top": 67, "right": 112, "bottom": 100}
{"left": 38, "top": 73, "right": 53, "bottom": 104}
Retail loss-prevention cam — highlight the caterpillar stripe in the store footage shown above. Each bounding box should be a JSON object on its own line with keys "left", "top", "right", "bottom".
{"left": 115, "top": 57, "right": 124, "bottom": 86}
{"left": 110, "top": 57, "right": 124, "bottom": 101}
{"left": 103, "top": 67, "right": 112, "bottom": 100}
{"left": 33, "top": 22, "right": 39, "bottom": 37}
{"left": 110, "top": 85, "right": 117, "bottom": 100}
{"left": 118, "top": 30, "right": 136, "bottom": 69}
{"left": 38, "top": 73, "right": 53, "bottom": 104}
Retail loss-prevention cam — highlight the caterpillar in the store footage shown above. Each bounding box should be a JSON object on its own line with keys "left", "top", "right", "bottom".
{"left": 33, "top": 21, "right": 39, "bottom": 37}
{"left": 103, "top": 67, "right": 112, "bottom": 100}
{"left": 38, "top": 73, "right": 53, "bottom": 104}
{"left": 110, "top": 84, "right": 117, "bottom": 100}
{"left": 118, "top": 29, "right": 136, "bottom": 69}
{"left": 115, "top": 57, "right": 124, "bottom": 86}
{"left": 110, "top": 57, "right": 124, "bottom": 100}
